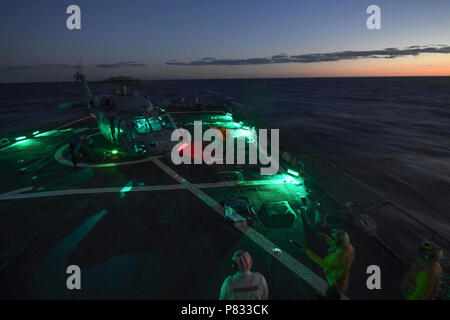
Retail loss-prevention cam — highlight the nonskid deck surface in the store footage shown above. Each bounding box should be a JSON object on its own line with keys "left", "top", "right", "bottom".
{"left": 0, "top": 114, "right": 446, "bottom": 299}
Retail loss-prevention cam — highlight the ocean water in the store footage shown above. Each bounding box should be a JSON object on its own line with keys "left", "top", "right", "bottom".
{"left": 0, "top": 77, "right": 449, "bottom": 239}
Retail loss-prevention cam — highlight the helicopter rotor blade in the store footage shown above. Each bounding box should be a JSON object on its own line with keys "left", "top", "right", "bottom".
{"left": 58, "top": 101, "right": 87, "bottom": 109}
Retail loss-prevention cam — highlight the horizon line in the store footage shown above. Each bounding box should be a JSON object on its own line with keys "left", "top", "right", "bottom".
{"left": 1, "top": 74, "right": 450, "bottom": 84}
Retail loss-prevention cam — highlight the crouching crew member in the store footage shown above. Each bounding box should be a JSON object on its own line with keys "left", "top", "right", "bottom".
{"left": 401, "top": 242, "right": 444, "bottom": 300}
{"left": 69, "top": 135, "right": 92, "bottom": 169}
{"left": 291, "top": 229, "right": 355, "bottom": 299}
{"left": 220, "top": 250, "right": 269, "bottom": 300}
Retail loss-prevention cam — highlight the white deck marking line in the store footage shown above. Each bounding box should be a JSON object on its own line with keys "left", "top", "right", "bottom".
{"left": 0, "top": 184, "right": 186, "bottom": 200}
{"left": 169, "top": 111, "right": 227, "bottom": 114}
{"left": 151, "top": 158, "right": 349, "bottom": 299}
{"left": 197, "top": 178, "right": 298, "bottom": 188}
{"left": 0, "top": 178, "right": 297, "bottom": 201}
{"left": 0, "top": 186, "right": 34, "bottom": 199}
{"left": 53, "top": 115, "right": 95, "bottom": 130}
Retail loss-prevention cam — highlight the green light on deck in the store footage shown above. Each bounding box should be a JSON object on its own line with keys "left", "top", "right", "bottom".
{"left": 235, "top": 128, "right": 253, "bottom": 139}
{"left": 287, "top": 169, "right": 299, "bottom": 177}
{"left": 210, "top": 121, "right": 242, "bottom": 129}
{"left": 112, "top": 149, "right": 118, "bottom": 154}
{"left": 34, "top": 130, "right": 57, "bottom": 137}
{"left": 32, "top": 131, "right": 40, "bottom": 136}
{"left": 16, "top": 136, "right": 27, "bottom": 141}
{"left": 120, "top": 181, "right": 133, "bottom": 194}
{"left": 14, "top": 140, "right": 30, "bottom": 147}
{"left": 282, "top": 173, "right": 303, "bottom": 186}
{"left": 212, "top": 114, "right": 233, "bottom": 121}
{"left": 121, "top": 185, "right": 132, "bottom": 193}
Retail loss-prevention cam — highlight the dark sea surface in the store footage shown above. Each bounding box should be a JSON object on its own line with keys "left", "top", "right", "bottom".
{"left": 1, "top": 77, "right": 449, "bottom": 240}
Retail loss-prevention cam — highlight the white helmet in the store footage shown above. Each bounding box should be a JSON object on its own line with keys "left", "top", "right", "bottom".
{"left": 232, "top": 250, "right": 253, "bottom": 272}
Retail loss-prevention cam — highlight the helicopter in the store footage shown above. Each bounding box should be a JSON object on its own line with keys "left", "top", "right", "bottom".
{"left": 60, "top": 71, "right": 178, "bottom": 157}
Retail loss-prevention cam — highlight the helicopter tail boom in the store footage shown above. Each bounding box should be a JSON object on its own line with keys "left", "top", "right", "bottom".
{"left": 74, "top": 71, "right": 93, "bottom": 103}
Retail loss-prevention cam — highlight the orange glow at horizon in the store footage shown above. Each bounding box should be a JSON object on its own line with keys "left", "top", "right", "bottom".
{"left": 285, "top": 54, "right": 450, "bottom": 78}
{"left": 137, "top": 53, "right": 450, "bottom": 80}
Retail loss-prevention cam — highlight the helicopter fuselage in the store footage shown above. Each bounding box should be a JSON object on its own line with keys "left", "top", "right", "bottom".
{"left": 90, "top": 91, "right": 177, "bottom": 156}
{"left": 71, "top": 72, "right": 178, "bottom": 157}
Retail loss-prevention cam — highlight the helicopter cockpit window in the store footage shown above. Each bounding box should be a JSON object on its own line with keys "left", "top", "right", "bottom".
{"left": 133, "top": 118, "right": 151, "bottom": 134}
{"left": 133, "top": 116, "right": 169, "bottom": 134}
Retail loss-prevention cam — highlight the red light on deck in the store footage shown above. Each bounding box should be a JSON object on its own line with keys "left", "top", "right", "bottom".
{"left": 177, "top": 142, "right": 189, "bottom": 152}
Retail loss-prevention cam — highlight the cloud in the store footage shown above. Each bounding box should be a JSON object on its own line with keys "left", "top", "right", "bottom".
{"left": 0, "top": 61, "right": 146, "bottom": 72}
{"left": 166, "top": 45, "right": 450, "bottom": 66}
{"left": 94, "top": 61, "right": 147, "bottom": 68}
{"left": 0, "top": 64, "right": 80, "bottom": 72}
{"left": 0, "top": 65, "right": 35, "bottom": 72}
{"left": 38, "top": 64, "right": 80, "bottom": 69}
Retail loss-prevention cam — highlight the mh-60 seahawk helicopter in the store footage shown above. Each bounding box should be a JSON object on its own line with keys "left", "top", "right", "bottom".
{"left": 60, "top": 71, "right": 178, "bottom": 156}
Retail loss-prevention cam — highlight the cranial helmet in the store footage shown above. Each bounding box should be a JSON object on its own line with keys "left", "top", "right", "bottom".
{"left": 282, "top": 152, "right": 292, "bottom": 164}
{"left": 232, "top": 250, "right": 253, "bottom": 272}
{"left": 418, "top": 242, "right": 443, "bottom": 262}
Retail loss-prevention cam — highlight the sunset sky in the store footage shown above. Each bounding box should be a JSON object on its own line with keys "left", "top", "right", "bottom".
{"left": 1, "top": 0, "right": 450, "bottom": 82}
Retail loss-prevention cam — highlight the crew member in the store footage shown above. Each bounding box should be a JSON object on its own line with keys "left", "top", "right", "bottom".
{"left": 219, "top": 250, "right": 269, "bottom": 300}
{"left": 292, "top": 229, "right": 355, "bottom": 299}
{"left": 69, "top": 135, "right": 92, "bottom": 169}
{"left": 110, "top": 117, "right": 117, "bottom": 145}
{"left": 400, "top": 242, "right": 444, "bottom": 300}
{"left": 281, "top": 151, "right": 304, "bottom": 175}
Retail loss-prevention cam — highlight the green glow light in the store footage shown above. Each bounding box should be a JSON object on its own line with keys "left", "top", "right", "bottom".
{"left": 16, "top": 136, "right": 27, "bottom": 141}
{"left": 287, "top": 169, "right": 299, "bottom": 177}
{"left": 234, "top": 128, "right": 253, "bottom": 139}
{"left": 120, "top": 181, "right": 133, "bottom": 196}
{"left": 282, "top": 174, "right": 302, "bottom": 185}
{"left": 209, "top": 119, "right": 243, "bottom": 129}
{"left": 34, "top": 130, "right": 57, "bottom": 137}
{"left": 121, "top": 185, "right": 132, "bottom": 193}
{"left": 7, "top": 139, "right": 30, "bottom": 149}
{"left": 112, "top": 149, "right": 118, "bottom": 154}
{"left": 211, "top": 114, "right": 233, "bottom": 121}
{"left": 32, "top": 131, "right": 40, "bottom": 136}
